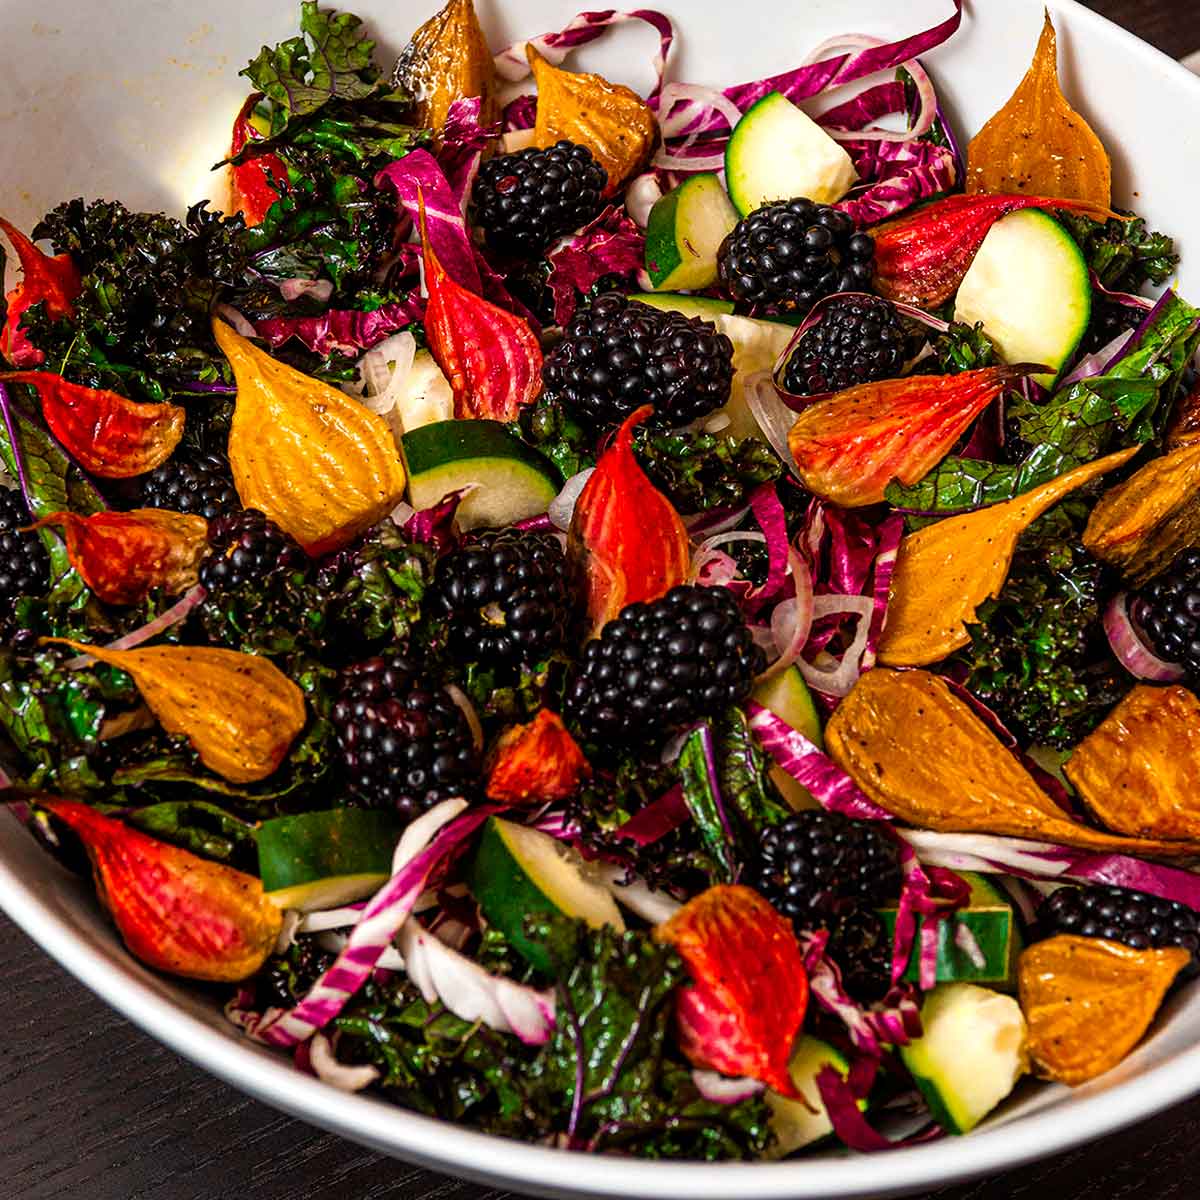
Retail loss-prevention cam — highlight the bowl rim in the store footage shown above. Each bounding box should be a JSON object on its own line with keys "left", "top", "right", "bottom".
{"left": 5, "top": 0, "right": 1200, "bottom": 1196}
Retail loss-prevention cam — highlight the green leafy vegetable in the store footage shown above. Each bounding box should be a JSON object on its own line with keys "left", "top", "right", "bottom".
{"left": 947, "top": 507, "right": 1130, "bottom": 749}
{"left": 516, "top": 392, "right": 594, "bottom": 482}
{"left": 524, "top": 917, "right": 772, "bottom": 1158}
{"left": 677, "top": 728, "right": 737, "bottom": 881}
{"left": 633, "top": 427, "right": 782, "bottom": 514}
{"left": 1060, "top": 210, "right": 1179, "bottom": 292}
{"left": 715, "top": 706, "right": 789, "bottom": 834}
{"left": 929, "top": 321, "right": 998, "bottom": 375}
{"left": 123, "top": 799, "right": 259, "bottom": 871}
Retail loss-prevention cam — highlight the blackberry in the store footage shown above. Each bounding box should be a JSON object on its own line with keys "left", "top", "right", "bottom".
{"left": 827, "top": 908, "right": 893, "bottom": 1003}
{"left": 781, "top": 294, "right": 909, "bottom": 397}
{"left": 471, "top": 141, "right": 607, "bottom": 257}
{"left": 0, "top": 487, "right": 49, "bottom": 605}
{"left": 332, "top": 653, "right": 478, "bottom": 817}
{"left": 717, "top": 199, "right": 875, "bottom": 313}
{"left": 199, "top": 508, "right": 308, "bottom": 592}
{"left": 429, "top": 529, "right": 574, "bottom": 667}
{"left": 1039, "top": 884, "right": 1200, "bottom": 978}
{"left": 140, "top": 454, "right": 239, "bottom": 520}
{"left": 1130, "top": 549, "right": 1200, "bottom": 679}
{"left": 567, "top": 584, "right": 764, "bottom": 746}
{"left": 542, "top": 292, "right": 735, "bottom": 429}
{"left": 748, "top": 811, "right": 902, "bottom": 928}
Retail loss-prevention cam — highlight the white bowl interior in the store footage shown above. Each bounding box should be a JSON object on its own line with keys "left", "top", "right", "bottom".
{"left": 2, "top": 0, "right": 1200, "bottom": 1195}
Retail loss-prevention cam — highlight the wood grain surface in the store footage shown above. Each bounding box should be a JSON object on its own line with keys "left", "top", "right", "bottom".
{"left": 3, "top": 2, "right": 1200, "bottom": 1199}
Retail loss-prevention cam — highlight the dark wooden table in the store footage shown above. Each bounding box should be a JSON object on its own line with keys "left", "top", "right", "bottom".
{"left": 4, "top": 3, "right": 1200, "bottom": 1199}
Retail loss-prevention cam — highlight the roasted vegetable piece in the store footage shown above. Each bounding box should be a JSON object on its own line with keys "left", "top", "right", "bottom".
{"left": 879, "top": 447, "right": 1138, "bottom": 666}
{"left": 420, "top": 200, "right": 543, "bottom": 422}
{"left": 569, "top": 405, "right": 690, "bottom": 635}
{"left": 965, "top": 13, "right": 1111, "bottom": 207}
{"left": 0, "top": 217, "right": 82, "bottom": 367}
{"left": 214, "top": 319, "right": 407, "bottom": 555}
{"left": 45, "top": 640, "right": 306, "bottom": 784}
{"left": 787, "top": 366, "right": 1037, "bottom": 508}
{"left": 228, "top": 93, "right": 286, "bottom": 226}
{"left": 1083, "top": 441, "right": 1200, "bottom": 584}
{"left": 528, "top": 47, "right": 658, "bottom": 197}
{"left": 34, "top": 509, "right": 209, "bottom": 606}
{"left": 825, "top": 669, "right": 1200, "bottom": 858}
{"left": 485, "top": 710, "right": 591, "bottom": 804}
{"left": 41, "top": 798, "right": 282, "bottom": 982}
{"left": 872, "top": 193, "right": 1114, "bottom": 309}
{"left": 655, "top": 885, "right": 809, "bottom": 1097}
{"left": 0, "top": 371, "right": 184, "bottom": 479}
{"left": 1019, "top": 935, "right": 1188, "bottom": 1085}
{"left": 393, "top": 0, "right": 498, "bottom": 147}
{"left": 1065, "top": 685, "right": 1200, "bottom": 839}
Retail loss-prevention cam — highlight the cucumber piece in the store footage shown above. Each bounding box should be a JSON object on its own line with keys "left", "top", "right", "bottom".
{"left": 725, "top": 92, "right": 858, "bottom": 216}
{"left": 879, "top": 872, "right": 1024, "bottom": 989}
{"left": 644, "top": 174, "right": 739, "bottom": 291}
{"left": 752, "top": 667, "right": 823, "bottom": 812}
{"left": 468, "top": 816, "right": 625, "bottom": 972}
{"left": 767, "top": 1035, "right": 862, "bottom": 1156}
{"left": 257, "top": 809, "right": 403, "bottom": 912}
{"left": 393, "top": 348, "right": 454, "bottom": 434}
{"left": 401, "top": 419, "right": 559, "bottom": 531}
{"left": 712, "top": 313, "right": 797, "bottom": 440}
{"left": 953, "top": 209, "right": 1091, "bottom": 387}
{"left": 630, "top": 293, "right": 736, "bottom": 322}
{"left": 900, "top": 983, "right": 1028, "bottom": 1135}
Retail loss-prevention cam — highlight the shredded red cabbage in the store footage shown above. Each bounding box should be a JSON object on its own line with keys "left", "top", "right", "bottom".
{"left": 545, "top": 205, "right": 645, "bottom": 325}
{"left": 254, "top": 299, "right": 425, "bottom": 357}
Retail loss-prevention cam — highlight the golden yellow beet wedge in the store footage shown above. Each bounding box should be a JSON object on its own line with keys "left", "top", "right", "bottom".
{"left": 879, "top": 447, "right": 1137, "bottom": 666}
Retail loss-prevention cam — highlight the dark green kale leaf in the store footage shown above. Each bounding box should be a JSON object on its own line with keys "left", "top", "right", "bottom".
{"left": 334, "top": 974, "right": 541, "bottom": 1131}
{"left": 458, "top": 652, "right": 573, "bottom": 730}
{"left": 524, "top": 917, "right": 772, "bottom": 1159}
{"left": 677, "top": 728, "right": 737, "bottom": 881}
{"left": 316, "top": 520, "right": 435, "bottom": 658}
{"left": 1060, "top": 211, "right": 1179, "bottom": 292}
{"left": 715, "top": 706, "right": 789, "bottom": 836}
{"left": 243, "top": 2, "right": 380, "bottom": 121}
{"left": 516, "top": 392, "right": 594, "bottom": 482}
{"left": 634, "top": 427, "right": 782, "bottom": 513}
{"left": 928, "top": 321, "right": 998, "bottom": 375}
{"left": 123, "top": 799, "right": 258, "bottom": 871}
{"left": 946, "top": 507, "right": 1130, "bottom": 749}
{"left": 0, "top": 647, "right": 140, "bottom": 790}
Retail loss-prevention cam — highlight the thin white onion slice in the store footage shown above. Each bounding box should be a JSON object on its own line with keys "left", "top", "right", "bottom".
{"left": 279, "top": 278, "right": 334, "bottom": 304}
{"left": 391, "top": 798, "right": 469, "bottom": 876}
{"left": 1103, "top": 591, "right": 1186, "bottom": 682}
{"left": 743, "top": 371, "right": 800, "bottom": 479}
{"left": 309, "top": 1033, "right": 380, "bottom": 1092}
{"left": 691, "top": 1069, "right": 766, "bottom": 1105}
{"left": 756, "top": 549, "right": 816, "bottom": 683}
{"left": 445, "top": 683, "right": 484, "bottom": 752}
{"left": 548, "top": 468, "right": 595, "bottom": 531}
{"left": 625, "top": 172, "right": 664, "bottom": 228}
{"left": 797, "top": 594, "right": 875, "bottom": 697}
{"left": 357, "top": 331, "right": 418, "bottom": 418}
{"left": 216, "top": 303, "right": 256, "bottom": 337}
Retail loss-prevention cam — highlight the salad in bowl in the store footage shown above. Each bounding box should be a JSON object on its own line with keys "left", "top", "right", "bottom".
{"left": 2, "top": 0, "right": 1200, "bottom": 1164}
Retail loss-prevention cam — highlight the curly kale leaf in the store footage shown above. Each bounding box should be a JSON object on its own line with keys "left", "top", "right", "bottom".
{"left": 929, "top": 321, "right": 998, "bottom": 375}
{"left": 516, "top": 392, "right": 593, "bottom": 482}
{"left": 0, "top": 647, "right": 140, "bottom": 789}
{"left": 334, "top": 975, "right": 542, "bottom": 1131}
{"left": 30, "top": 199, "right": 245, "bottom": 403}
{"left": 243, "top": 2, "right": 380, "bottom": 120}
{"left": 947, "top": 508, "right": 1130, "bottom": 749}
{"left": 458, "top": 652, "right": 573, "bottom": 730}
{"left": 525, "top": 917, "right": 772, "bottom": 1159}
{"left": 316, "top": 520, "right": 435, "bottom": 656}
{"left": 1060, "top": 211, "right": 1179, "bottom": 292}
{"left": 634, "top": 427, "right": 782, "bottom": 513}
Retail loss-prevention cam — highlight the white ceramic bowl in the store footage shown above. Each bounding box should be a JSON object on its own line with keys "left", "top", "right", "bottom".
{"left": 2, "top": 1, "right": 1200, "bottom": 1195}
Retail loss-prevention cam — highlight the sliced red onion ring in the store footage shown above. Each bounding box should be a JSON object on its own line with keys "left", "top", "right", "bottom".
{"left": 758, "top": 552, "right": 815, "bottom": 682}
{"left": 215, "top": 302, "right": 256, "bottom": 337}
{"left": 280, "top": 278, "right": 334, "bottom": 304}
{"left": 65, "top": 584, "right": 209, "bottom": 668}
{"left": 309, "top": 1032, "right": 380, "bottom": 1092}
{"left": 743, "top": 370, "right": 801, "bottom": 477}
{"left": 1103, "top": 591, "right": 1185, "bottom": 682}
